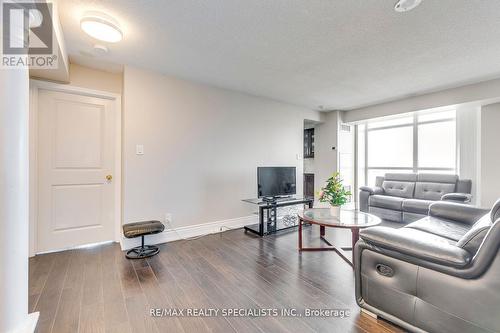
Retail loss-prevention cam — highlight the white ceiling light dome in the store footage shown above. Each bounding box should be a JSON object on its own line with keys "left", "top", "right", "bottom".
{"left": 81, "top": 12, "right": 123, "bottom": 43}
{"left": 394, "top": 0, "right": 423, "bottom": 12}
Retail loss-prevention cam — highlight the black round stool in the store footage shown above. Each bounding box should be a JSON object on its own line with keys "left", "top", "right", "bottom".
{"left": 122, "top": 220, "right": 165, "bottom": 259}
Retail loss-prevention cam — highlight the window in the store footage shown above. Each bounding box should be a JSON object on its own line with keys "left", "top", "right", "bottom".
{"left": 368, "top": 126, "right": 413, "bottom": 168}
{"left": 357, "top": 110, "right": 456, "bottom": 186}
{"left": 418, "top": 117, "right": 456, "bottom": 169}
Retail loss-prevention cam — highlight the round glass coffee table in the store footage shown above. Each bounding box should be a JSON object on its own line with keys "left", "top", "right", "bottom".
{"left": 297, "top": 208, "right": 381, "bottom": 267}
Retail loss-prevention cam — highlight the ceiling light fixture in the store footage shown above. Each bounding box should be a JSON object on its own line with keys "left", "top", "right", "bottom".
{"left": 80, "top": 12, "right": 123, "bottom": 43}
{"left": 394, "top": 0, "right": 422, "bottom": 12}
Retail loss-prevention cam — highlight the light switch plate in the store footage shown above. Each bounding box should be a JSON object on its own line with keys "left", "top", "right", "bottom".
{"left": 136, "top": 145, "right": 144, "bottom": 155}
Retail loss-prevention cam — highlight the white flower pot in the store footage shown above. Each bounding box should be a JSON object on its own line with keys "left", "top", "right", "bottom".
{"left": 330, "top": 205, "right": 341, "bottom": 217}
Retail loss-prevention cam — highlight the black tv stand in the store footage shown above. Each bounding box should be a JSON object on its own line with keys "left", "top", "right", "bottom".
{"left": 262, "top": 196, "right": 277, "bottom": 203}
{"left": 242, "top": 196, "right": 314, "bottom": 236}
{"left": 262, "top": 195, "right": 294, "bottom": 202}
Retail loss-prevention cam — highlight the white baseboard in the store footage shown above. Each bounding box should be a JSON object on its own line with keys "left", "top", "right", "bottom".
{"left": 120, "top": 215, "right": 257, "bottom": 250}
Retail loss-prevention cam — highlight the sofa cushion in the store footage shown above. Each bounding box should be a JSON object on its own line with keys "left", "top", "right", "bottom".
{"left": 403, "top": 212, "right": 427, "bottom": 224}
{"left": 382, "top": 181, "right": 415, "bottom": 199}
{"left": 402, "top": 199, "right": 434, "bottom": 215}
{"left": 385, "top": 173, "right": 417, "bottom": 182}
{"left": 370, "top": 195, "right": 405, "bottom": 210}
{"left": 414, "top": 182, "right": 455, "bottom": 201}
{"left": 405, "top": 216, "right": 470, "bottom": 242}
{"left": 457, "top": 214, "right": 492, "bottom": 254}
{"left": 417, "top": 173, "right": 458, "bottom": 184}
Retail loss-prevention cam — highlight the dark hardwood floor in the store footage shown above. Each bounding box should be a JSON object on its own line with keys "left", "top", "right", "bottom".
{"left": 29, "top": 225, "right": 403, "bottom": 333}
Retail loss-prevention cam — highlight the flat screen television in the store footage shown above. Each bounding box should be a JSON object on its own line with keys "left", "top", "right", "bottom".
{"left": 257, "top": 167, "right": 296, "bottom": 198}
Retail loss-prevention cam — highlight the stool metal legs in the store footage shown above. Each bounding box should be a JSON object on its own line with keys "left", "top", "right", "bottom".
{"left": 125, "top": 235, "right": 160, "bottom": 259}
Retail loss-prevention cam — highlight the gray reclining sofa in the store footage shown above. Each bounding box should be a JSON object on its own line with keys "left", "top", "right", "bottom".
{"left": 360, "top": 173, "right": 472, "bottom": 223}
{"left": 355, "top": 199, "right": 500, "bottom": 333}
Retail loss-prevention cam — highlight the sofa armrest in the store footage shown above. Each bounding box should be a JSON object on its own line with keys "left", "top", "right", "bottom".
{"left": 429, "top": 201, "right": 489, "bottom": 225}
{"left": 359, "top": 226, "right": 471, "bottom": 268}
{"left": 441, "top": 192, "right": 472, "bottom": 203}
{"left": 359, "top": 186, "right": 384, "bottom": 195}
{"left": 359, "top": 186, "right": 384, "bottom": 212}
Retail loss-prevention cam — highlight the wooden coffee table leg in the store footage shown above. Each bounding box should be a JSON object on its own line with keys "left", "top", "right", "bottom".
{"left": 320, "top": 225, "right": 333, "bottom": 246}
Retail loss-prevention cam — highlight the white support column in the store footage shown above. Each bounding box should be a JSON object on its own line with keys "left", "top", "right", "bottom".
{"left": 1, "top": 1, "right": 39, "bottom": 330}
{"left": 0, "top": 68, "right": 38, "bottom": 332}
{"left": 456, "top": 106, "right": 481, "bottom": 206}
{"left": 314, "top": 111, "right": 340, "bottom": 206}
{"left": 480, "top": 103, "right": 500, "bottom": 208}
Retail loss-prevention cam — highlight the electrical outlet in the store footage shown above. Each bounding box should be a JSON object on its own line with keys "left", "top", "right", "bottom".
{"left": 164, "top": 213, "right": 172, "bottom": 228}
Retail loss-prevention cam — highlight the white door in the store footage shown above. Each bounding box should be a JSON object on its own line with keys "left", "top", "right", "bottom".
{"left": 37, "top": 89, "right": 117, "bottom": 253}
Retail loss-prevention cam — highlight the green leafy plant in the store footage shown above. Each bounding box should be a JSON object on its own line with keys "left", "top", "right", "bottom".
{"left": 318, "top": 172, "right": 352, "bottom": 206}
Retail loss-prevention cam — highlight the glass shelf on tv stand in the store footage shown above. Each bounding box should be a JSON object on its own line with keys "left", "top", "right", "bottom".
{"left": 242, "top": 195, "right": 312, "bottom": 206}
{"left": 242, "top": 196, "right": 314, "bottom": 236}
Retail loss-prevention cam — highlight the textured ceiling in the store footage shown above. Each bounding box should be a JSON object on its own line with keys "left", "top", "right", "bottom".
{"left": 59, "top": 0, "right": 500, "bottom": 110}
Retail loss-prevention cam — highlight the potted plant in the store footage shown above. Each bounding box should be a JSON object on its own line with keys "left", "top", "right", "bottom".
{"left": 318, "top": 172, "right": 352, "bottom": 216}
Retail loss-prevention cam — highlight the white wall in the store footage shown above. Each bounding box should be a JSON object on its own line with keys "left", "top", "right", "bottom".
{"left": 343, "top": 77, "right": 500, "bottom": 123}
{"left": 480, "top": 104, "right": 500, "bottom": 208}
{"left": 67, "top": 63, "right": 122, "bottom": 94}
{"left": 123, "top": 66, "right": 320, "bottom": 228}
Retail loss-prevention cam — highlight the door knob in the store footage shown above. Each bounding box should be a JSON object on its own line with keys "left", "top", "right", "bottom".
{"left": 106, "top": 175, "right": 113, "bottom": 181}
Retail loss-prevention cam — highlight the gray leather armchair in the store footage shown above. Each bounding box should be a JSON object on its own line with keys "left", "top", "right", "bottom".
{"left": 359, "top": 173, "right": 472, "bottom": 223}
{"left": 355, "top": 199, "right": 500, "bottom": 333}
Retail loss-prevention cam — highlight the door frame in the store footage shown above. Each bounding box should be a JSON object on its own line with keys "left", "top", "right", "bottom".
{"left": 29, "top": 79, "right": 122, "bottom": 256}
